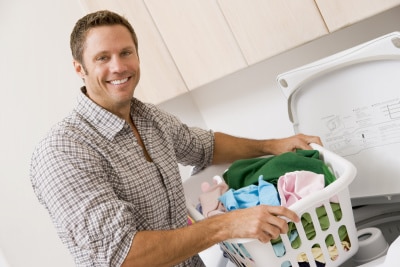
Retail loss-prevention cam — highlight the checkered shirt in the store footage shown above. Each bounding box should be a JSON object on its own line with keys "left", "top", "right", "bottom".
{"left": 30, "top": 90, "right": 213, "bottom": 266}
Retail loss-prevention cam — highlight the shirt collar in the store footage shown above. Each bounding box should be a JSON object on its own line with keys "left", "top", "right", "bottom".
{"left": 75, "top": 87, "right": 126, "bottom": 140}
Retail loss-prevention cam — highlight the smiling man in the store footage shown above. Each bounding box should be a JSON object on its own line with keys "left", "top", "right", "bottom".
{"left": 30, "top": 10, "right": 321, "bottom": 267}
{"left": 73, "top": 18, "right": 140, "bottom": 122}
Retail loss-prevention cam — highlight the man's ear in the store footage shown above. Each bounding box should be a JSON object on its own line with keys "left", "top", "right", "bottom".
{"left": 73, "top": 60, "right": 86, "bottom": 78}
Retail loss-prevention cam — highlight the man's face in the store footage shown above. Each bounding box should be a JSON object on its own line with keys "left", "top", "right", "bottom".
{"left": 74, "top": 25, "right": 140, "bottom": 113}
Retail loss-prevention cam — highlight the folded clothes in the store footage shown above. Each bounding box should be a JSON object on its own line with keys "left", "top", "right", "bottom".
{"left": 222, "top": 150, "right": 336, "bottom": 190}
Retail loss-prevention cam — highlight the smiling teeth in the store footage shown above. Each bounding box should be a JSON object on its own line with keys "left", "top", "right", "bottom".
{"left": 110, "top": 78, "right": 128, "bottom": 85}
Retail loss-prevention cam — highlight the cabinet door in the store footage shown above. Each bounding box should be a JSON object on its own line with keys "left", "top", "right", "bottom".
{"left": 144, "top": 0, "right": 247, "bottom": 90}
{"left": 218, "top": 0, "right": 328, "bottom": 65}
{"left": 79, "top": 0, "right": 188, "bottom": 104}
{"left": 315, "top": 0, "right": 400, "bottom": 32}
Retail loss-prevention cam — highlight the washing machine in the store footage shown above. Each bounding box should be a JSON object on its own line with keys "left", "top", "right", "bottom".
{"left": 276, "top": 31, "right": 400, "bottom": 266}
{"left": 194, "top": 32, "right": 400, "bottom": 267}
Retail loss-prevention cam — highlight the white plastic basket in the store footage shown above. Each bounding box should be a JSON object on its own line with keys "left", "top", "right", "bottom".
{"left": 184, "top": 144, "right": 359, "bottom": 267}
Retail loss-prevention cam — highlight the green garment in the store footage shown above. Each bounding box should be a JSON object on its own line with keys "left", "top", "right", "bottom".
{"left": 222, "top": 150, "right": 336, "bottom": 190}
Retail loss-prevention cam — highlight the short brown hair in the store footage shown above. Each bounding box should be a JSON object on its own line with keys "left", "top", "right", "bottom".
{"left": 70, "top": 10, "right": 138, "bottom": 65}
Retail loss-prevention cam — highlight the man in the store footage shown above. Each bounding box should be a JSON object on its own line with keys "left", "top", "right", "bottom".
{"left": 30, "top": 10, "right": 322, "bottom": 267}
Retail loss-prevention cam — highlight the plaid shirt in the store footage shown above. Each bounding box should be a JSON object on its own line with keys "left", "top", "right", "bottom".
{"left": 30, "top": 89, "right": 213, "bottom": 266}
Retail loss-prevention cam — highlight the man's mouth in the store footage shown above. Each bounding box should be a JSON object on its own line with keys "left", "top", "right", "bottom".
{"left": 109, "top": 77, "right": 129, "bottom": 85}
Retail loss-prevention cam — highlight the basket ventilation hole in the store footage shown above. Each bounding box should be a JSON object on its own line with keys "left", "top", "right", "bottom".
{"left": 317, "top": 205, "right": 330, "bottom": 231}
{"left": 334, "top": 202, "right": 343, "bottom": 222}
{"left": 325, "top": 234, "right": 338, "bottom": 262}
{"left": 301, "top": 212, "right": 316, "bottom": 241}
{"left": 312, "top": 243, "right": 325, "bottom": 265}
{"left": 339, "top": 225, "right": 351, "bottom": 249}
{"left": 272, "top": 238, "right": 286, "bottom": 258}
{"left": 290, "top": 223, "right": 301, "bottom": 249}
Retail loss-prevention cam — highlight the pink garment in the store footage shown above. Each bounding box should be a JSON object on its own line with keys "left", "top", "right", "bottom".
{"left": 199, "top": 176, "right": 228, "bottom": 217}
{"left": 277, "top": 171, "right": 338, "bottom": 207}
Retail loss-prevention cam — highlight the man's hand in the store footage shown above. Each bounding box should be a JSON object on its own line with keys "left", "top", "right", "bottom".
{"left": 266, "top": 133, "right": 322, "bottom": 155}
{"left": 216, "top": 205, "right": 300, "bottom": 243}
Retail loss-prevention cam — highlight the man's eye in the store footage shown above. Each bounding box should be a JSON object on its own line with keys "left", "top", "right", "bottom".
{"left": 122, "top": 51, "right": 133, "bottom": 57}
{"left": 96, "top": 56, "right": 108, "bottom": 61}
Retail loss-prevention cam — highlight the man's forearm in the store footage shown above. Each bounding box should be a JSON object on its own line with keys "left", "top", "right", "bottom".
{"left": 212, "top": 132, "right": 322, "bottom": 164}
{"left": 212, "top": 132, "right": 269, "bottom": 164}
{"left": 121, "top": 205, "right": 299, "bottom": 267}
{"left": 121, "top": 214, "right": 230, "bottom": 267}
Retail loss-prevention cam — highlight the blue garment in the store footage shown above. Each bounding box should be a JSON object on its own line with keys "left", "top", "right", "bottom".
{"left": 219, "top": 176, "right": 280, "bottom": 211}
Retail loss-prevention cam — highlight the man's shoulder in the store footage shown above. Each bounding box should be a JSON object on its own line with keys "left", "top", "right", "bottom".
{"left": 36, "top": 111, "right": 90, "bottom": 148}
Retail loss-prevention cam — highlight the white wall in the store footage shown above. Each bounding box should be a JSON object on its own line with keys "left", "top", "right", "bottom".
{"left": 0, "top": 1, "right": 83, "bottom": 266}
{"left": 1, "top": 1, "right": 399, "bottom": 267}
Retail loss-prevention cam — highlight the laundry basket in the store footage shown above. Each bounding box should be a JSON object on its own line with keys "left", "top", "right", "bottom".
{"left": 184, "top": 143, "right": 359, "bottom": 267}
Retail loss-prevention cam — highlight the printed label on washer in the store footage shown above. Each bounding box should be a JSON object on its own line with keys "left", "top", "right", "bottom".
{"left": 321, "top": 97, "right": 400, "bottom": 156}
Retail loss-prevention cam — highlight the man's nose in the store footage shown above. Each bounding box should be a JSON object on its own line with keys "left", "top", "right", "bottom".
{"left": 109, "top": 56, "right": 127, "bottom": 73}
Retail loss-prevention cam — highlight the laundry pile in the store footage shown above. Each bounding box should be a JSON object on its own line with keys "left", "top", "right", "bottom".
{"left": 197, "top": 150, "right": 350, "bottom": 267}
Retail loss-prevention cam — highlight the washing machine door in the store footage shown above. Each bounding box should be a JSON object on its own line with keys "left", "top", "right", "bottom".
{"left": 277, "top": 32, "right": 400, "bottom": 206}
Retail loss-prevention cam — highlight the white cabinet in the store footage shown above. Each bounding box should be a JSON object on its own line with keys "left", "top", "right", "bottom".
{"left": 217, "top": 0, "right": 328, "bottom": 65}
{"left": 78, "top": 0, "right": 400, "bottom": 103}
{"left": 315, "top": 0, "right": 400, "bottom": 32}
{"left": 79, "top": 0, "right": 188, "bottom": 104}
{"left": 144, "top": 0, "right": 247, "bottom": 90}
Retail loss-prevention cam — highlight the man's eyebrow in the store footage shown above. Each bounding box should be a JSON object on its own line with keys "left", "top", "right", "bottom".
{"left": 94, "top": 50, "right": 108, "bottom": 55}
{"left": 94, "top": 46, "right": 135, "bottom": 54}
{"left": 121, "top": 46, "right": 136, "bottom": 51}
